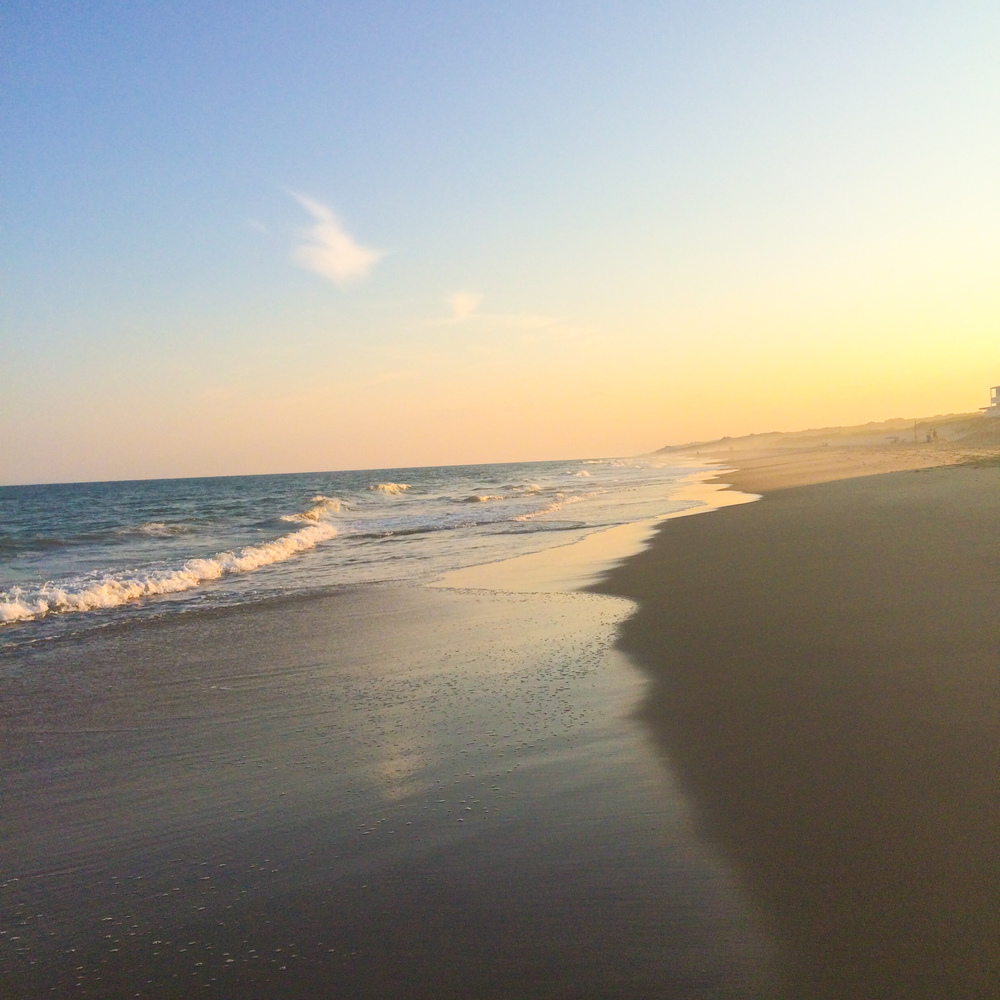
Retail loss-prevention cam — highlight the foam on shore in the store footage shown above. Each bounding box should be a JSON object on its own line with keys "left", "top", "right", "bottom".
{"left": 435, "top": 476, "right": 758, "bottom": 594}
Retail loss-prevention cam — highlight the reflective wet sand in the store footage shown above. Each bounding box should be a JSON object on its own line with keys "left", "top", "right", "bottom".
{"left": 2, "top": 580, "right": 771, "bottom": 997}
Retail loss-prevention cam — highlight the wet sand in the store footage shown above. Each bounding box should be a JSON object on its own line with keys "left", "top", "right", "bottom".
{"left": 1, "top": 579, "right": 770, "bottom": 997}
{"left": 596, "top": 464, "right": 1000, "bottom": 999}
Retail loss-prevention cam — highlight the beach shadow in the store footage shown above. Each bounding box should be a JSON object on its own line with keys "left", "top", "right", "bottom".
{"left": 594, "top": 468, "right": 1000, "bottom": 1000}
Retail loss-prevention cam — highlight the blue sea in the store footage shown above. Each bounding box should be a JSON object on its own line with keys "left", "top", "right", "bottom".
{"left": 0, "top": 456, "right": 707, "bottom": 651}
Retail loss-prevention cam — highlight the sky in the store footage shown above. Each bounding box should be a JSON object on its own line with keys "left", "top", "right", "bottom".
{"left": 2, "top": 1, "right": 998, "bottom": 484}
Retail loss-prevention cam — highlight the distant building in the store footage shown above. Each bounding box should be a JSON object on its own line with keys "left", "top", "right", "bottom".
{"left": 983, "top": 385, "right": 1000, "bottom": 418}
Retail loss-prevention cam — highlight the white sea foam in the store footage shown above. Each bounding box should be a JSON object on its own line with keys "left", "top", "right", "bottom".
{"left": 574, "top": 470, "right": 591, "bottom": 477}
{"left": 114, "top": 521, "right": 188, "bottom": 537}
{"left": 0, "top": 521, "right": 337, "bottom": 624}
{"left": 281, "top": 495, "right": 343, "bottom": 522}
{"left": 138, "top": 521, "right": 173, "bottom": 536}
{"left": 462, "top": 494, "right": 505, "bottom": 503}
{"left": 370, "top": 482, "right": 410, "bottom": 495}
{"left": 514, "top": 493, "right": 592, "bottom": 521}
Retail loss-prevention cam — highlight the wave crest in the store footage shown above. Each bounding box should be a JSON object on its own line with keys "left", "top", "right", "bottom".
{"left": 281, "top": 495, "right": 343, "bottom": 522}
{"left": 461, "top": 494, "right": 504, "bottom": 503}
{"left": 0, "top": 522, "right": 337, "bottom": 624}
{"left": 513, "top": 492, "right": 592, "bottom": 521}
{"left": 105, "top": 521, "right": 192, "bottom": 539}
{"left": 113, "top": 521, "right": 190, "bottom": 538}
{"left": 369, "top": 482, "right": 410, "bottom": 495}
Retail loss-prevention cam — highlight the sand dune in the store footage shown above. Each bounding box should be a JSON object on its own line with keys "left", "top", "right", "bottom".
{"left": 659, "top": 411, "right": 1000, "bottom": 492}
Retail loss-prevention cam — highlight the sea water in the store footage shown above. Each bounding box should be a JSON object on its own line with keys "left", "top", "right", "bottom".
{"left": 0, "top": 456, "right": 709, "bottom": 650}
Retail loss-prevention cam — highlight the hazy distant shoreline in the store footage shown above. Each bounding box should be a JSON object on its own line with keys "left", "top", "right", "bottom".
{"left": 658, "top": 409, "right": 1000, "bottom": 492}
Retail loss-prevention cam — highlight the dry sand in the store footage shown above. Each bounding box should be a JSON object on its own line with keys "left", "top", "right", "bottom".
{"left": 664, "top": 410, "right": 1000, "bottom": 492}
{"left": 596, "top": 461, "right": 1000, "bottom": 999}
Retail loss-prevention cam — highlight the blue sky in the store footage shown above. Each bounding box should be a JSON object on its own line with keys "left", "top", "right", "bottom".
{"left": 2, "top": 2, "right": 999, "bottom": 482}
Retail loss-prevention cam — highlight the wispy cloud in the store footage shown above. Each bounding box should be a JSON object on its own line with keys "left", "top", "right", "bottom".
{"left": 448, "top": 291, "right": 482, "bottom": 322}
{"left": 289, "top": 192, "right": 384, "bottom": 286}
{"left": 424, "top": 293, "right": 578, "bottom": 336}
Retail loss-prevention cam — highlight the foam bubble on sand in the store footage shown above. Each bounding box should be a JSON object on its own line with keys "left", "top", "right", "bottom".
{"left": 0, "top": 521, "right": 337, "bottom": 624}
{"left": 370, "top": 482, "right": 410, "bottom": 495}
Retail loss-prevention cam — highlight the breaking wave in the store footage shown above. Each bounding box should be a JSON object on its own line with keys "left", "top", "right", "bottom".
{"left": 115, "top": 521, "right": 189, "bottom": 537}
{"left": 281, "top": 495, "right": 343, "bottom": 522}
{"left": 462, "top": 494, "right": 505, "bottom": 503}
{"left": 0, "top": 521, "right": 337, "bottom": 624}
{"left": 514, "top": 493, "right": 592, "bottom": 521}
{"left": 369, "top": 482, "right": 410, "bottom": 495}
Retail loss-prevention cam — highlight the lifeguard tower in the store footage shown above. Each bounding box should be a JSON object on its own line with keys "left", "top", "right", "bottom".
{"left": 982, "top": 386, "right": 1000, "bottom": 418}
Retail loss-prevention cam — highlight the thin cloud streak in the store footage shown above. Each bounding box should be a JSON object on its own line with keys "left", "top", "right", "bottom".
{"left": 422, "top": 292, "right": 576, "bottom": 333}
{"left": 289, "top": 192, "right": 384, "bottom": 286}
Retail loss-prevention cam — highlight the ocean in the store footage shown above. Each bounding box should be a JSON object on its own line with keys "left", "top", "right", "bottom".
{"left": 0, "top": 455, "right": 707, "bottom": 650}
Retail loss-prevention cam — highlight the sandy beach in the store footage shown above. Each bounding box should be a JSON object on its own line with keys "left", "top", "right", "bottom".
{"left": 3, "top": 431, "right": 998, "bottom": 999}
{"left": 598, "top": 458, "right": 1000, "bottom": 999}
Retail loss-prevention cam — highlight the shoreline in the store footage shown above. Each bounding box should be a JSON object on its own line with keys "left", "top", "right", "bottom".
{"left": 2, "top": 483, "right": 772, "bottom": 997}
{"left": 434, "top": 470, "right": 759, "bottom": 593}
